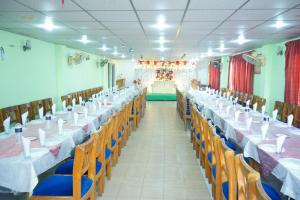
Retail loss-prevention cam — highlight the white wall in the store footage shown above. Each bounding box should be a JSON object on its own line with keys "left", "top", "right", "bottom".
{"left": 195, "top": 60, "right": 209, "bottom": 85}
{"left": 115, "top": 59, "right": 135, "bottom": 85}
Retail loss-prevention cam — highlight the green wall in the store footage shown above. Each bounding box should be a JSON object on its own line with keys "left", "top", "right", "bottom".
{"left": 220, "top": 37, "right": 300, "bottom": 114}
{"left": 0, "top": 30, "right": 108, "bottom": 109}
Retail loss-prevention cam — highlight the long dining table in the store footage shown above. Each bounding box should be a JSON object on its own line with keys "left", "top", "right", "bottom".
{"left": 186, "top": 88, "right": 300, "bottom": 200}
{"left": 0, "top": 86, "right": 142, "bottom": 194}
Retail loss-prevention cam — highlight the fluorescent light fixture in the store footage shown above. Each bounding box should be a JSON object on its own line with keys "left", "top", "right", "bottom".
{"left": 37, "top": 17, "right": 59, "bottom": 31}
{"left": 207, "top": 48, "right": 212, "bottom": 57}
{"left": 159, "top": 45, "right": 166, "bottom": 52}
{"left": 78, "top": 35, "right": 91, "bottom": 44}
{"left": 273, "top": 20, "right": 286, "bottom": 29}
{"left": 99, "top": 44, "right": 108, "bottom": 52}
{"left": 121, "top": 54, "right": 126, "bottom": 58}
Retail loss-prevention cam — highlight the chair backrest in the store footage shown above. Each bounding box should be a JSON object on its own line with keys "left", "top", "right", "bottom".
{"left": 95, "top": 126, "right": 106, "bottom": 165}
{"left": 281, "top": 103, "right": 295, "bottom": 123}
{"left": 19, "top": 103, "right": 30, "bottom": 116}
{"left": 42, "top": 98, "right": 53, "bottom": 114}
{"left": 248, "top": 176, "right": 271, "bottom": 200}
{"left": 218, "top": 138, "right": 237, "bottom": 200}
{"left": 1, "top": 105, "right": 21, "bottom": 125}
{"left": 72, "top": 135, "right": 96, "bottom": 199}
{"left": 29, "top": 100, "right": 43, "bottom": 120}
{"left": 293, "top": 106, "right": 300, "bottom": 128}
{"left": 0, "top": 111, "right": 4, "bottom": 132}
{"left": 274, "top": 101, "right": 284, "bottom": 120}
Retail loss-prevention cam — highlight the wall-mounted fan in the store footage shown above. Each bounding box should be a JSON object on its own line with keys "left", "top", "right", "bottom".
{"left": 96, "top": 58, "right": 108, "bottom": 68}
{"left": 23, "top": 40, "right": 31, "bottom": 52}
{"left": 242, "top": 51, "right": 265, "bottom": 74}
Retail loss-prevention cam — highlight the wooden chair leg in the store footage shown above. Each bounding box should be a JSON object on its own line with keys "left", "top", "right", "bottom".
{"left": 106, "top": 161, "right": 111, "bottom": 180}
{"left": 98, "top": 174, "right": 104, "bottom": 195}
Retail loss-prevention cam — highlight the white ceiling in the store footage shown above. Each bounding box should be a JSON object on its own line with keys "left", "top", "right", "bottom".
{"left": 0, "top": 0, "right": 300, "bottom": 60}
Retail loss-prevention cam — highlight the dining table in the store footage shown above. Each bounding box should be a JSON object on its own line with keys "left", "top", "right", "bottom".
{"left": 0, "top": 86, "right": 142, "bottom": 194}
{"left": 186, "top": 88, "right": 300, "bottom": 200}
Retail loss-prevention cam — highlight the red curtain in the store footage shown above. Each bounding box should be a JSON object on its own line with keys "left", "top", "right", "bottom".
{"left": 228, "top": 54, "right": 254, "bottom": 94}
{"left": 208, "top": 63, "right": 220, "bottom": 90}
{"left": 285, "top": 39, "right": 300, "bottom": 105}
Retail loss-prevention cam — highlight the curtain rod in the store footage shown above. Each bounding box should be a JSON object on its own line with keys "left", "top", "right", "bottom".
{"left": 231, "top": 49, "right": 253, "bottom": 56}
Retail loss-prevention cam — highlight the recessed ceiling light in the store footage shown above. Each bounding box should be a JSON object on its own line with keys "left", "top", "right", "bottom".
{"left": 78, "top": 35, "right": 92, "bottom": 44}
{"left": 273, "top": 20, "right": 286, "bottom": 29}
{"left": 207, "top": 48, "right": 212, "bottom": 57}
{"left": 159, "top": 45, "right": 166, "bottom": 52}
{"left": 153, "top": 15, "right": 170, "bottom": 30}
{"left": 159, "top": 36, "right": 165, "bottom": 44}
{"left": 37, "top": 17, "right": 59, "bottom": 31}
{"left": 219, "top": 43, "right": 225, "bottom": 52}
{"left": 121, "top": 54, "right": 126, "bottom": 58}
{"left": 231, "top": 34, "right": 250, "bottom": 45}
{"left": 99, "top": 44, "right": 108, "bottom": 52}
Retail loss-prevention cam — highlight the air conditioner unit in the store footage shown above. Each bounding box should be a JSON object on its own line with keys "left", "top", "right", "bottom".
{"left": 242, "top": 51, "right": 265, "bottom": 74}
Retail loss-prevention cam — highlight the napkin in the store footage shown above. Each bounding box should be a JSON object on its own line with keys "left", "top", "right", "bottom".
{"left": 21, "top": 112, "right": 28, "bottom": 126}
{"left": 97, "top": 101, "right": 102, "bottom": 110}
{"left": 22, "top": 136, "right": 31, "bottom": 158}
{"left": 92, "top": 103, "right": 97, "bottom": 113}
{"left": 51, "top": 104, "right": 56, "bottom": 115}
{"left": 38, "top": 107, "right": 44, "bottom": 120}
{"left": 227, "top": 92, "right": 230, "bottom": 99}
{"left": 272, "top": 109, "right": 278, "bottom": 120}
{"left": 234, "top": 110, "right": 240, "bottom": 122}
{"left": 253, "top": 103, "right": 258, "bottom": 111}
{"left": 218, "top": 103, "right": 223, "bottom": 111}
{"left": 38, "top": 128, "right": 46, "bottom": 147}
{"left": 226, "top": 106, "right": 231, "bottom": 116}
{"left": 234, "top": 97, "right": 238, "bottom": 103}
{"left": 287, "top": 114, "right": 294, "bottom": 127}
{"left": 74, "top": 113, "right": 79, "bottom": 126}
{"left": 79, "top": 96, "right": 83, "bottom": 105}
{"left": 246, "top": 117, "right": 252, "bottom": 130}
{"left": 230, "top": 96, "right": 233, "bottom": 101}
{"left": 104, "top": 99, "right": 107, "bottom": 106}
{"left": 83, "top": 108, "right": 88, "bottom": 120}
{"left": 261, "top": 123, "right": 269, "bottom": 140}
{"left": 246, "top": 100, "right": 250, "bottom": 107}
{"left": 58, "top": 118, "right": 63, "bottom": 135}
{"left": 62, "top": 100, "right": 66, "bottom": 111}
{"left": 276, "top": 135, "right": 287, "bottom": 153}
{"left": 72, "top": 98, "right": 76, "bottom": 107}
{"left": 3, "top": 117, "right": 10, "bottom": 132}
{"left": 261, "top": 105, "right": 266, "bottom": 114}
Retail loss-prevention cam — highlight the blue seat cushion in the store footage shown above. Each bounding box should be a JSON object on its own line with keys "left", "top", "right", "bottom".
{"left": 222, "top": 181, "right": 229, "bottom": 200}
{"left": 105, "top": 148, "right": 111, "bottom": 160}
{"left": 118, "top": 131, "right": 121, "bottom": 139}
{"left": 55, "top": 160, "right": 102, "bottom": 175}
{"left": 262, "top": 183, "right": 281, "bottom": 200}
{"left": 201, "top": 141, "right": 205, "bottom": 149}
{"left": 32, "top": 176, "right": 92, "bottom": 197}
{"left": 111, "top": 139, "right": 116, "bottom": 147}
{"left": 208, "top": 152, "right": 212, "bottom": 164}
{"left": 225, "top": 140, "right": 236, "bottom": 151}
{"left": 196, "top": 133, "right": 200, "bottom": 140}
{"left": 212, "top": 165, "right": 216, "bottom": 180}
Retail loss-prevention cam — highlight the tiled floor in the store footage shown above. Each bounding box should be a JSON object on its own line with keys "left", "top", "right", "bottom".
{"left": 98, "top": 101, "right": 212, "bottom": 200}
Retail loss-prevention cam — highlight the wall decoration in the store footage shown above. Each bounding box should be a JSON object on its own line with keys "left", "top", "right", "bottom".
{"left": 67, "top": 52, "right": 90, "bottom": 65}
{"left": 136, "top": 59, "right": 192, "bottom": 69}
{"left": 155, "top": 68, "right": 174, "bottom": 81}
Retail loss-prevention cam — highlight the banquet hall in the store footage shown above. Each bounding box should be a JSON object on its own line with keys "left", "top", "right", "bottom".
{"left": 0, "top": 0, "right": 300, "bottom": 200}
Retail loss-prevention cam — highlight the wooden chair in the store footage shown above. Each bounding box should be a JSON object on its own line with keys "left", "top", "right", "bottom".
{"left": 29, "top": 100, "right": 44, "bottom": 120}
{"left": 248, "top": 177, "right": 271, "bottom": 200}
{"left": 293, "top": 106, "right": 300, "bottom": 128}
{"left": 281, "top": 103, "right": 295, "bottom": 123}
{"left": 218, "top": 137, "right": 237, "bottom": 200}
{"left": 42, "top": 98, "right": 53, "bottom": 114}
{"left": 61, "top": 95, "right": 72, "bottom": 107}
{"left": 31, "top": 136, "right": 96, "bottom": 200}
{"left": 94, "top": 128, "right": 106, "bottom": 195}
{"left": 234, "top": 154, "right": 281, "bottom": 200}
{"left": 19, "top": 103, "right": 30, "bottom": 116}
{"left": 1, "top": 105, "right": 21, "bottom": 126}
{"left": 111, "top": 113, "right": 119, "bottom": 166}
{"left": 190, "top": 102, "right": 196, "bottom": 144}
{"left": 274, "top": 101, "right": 284, "bottom": 121}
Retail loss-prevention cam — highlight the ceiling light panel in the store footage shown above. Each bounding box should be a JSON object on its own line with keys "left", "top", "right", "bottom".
{"left": 189, "top": 0, "right": 247, "bottom": 9}
{"left": 18, "top": 0, "right": 81, "bottom": 11}
{"left": 90, "top": 11, "right": 138, "bottom": 22}
{"left": 185, "top": 10, "right": 234, "bottom": 21}
{"left": 242, "top": 0, "right": 300, "bottom": 9}
{"left": 46, "top": 11, "right": 94, "bottom": 22}
{"left": 132, "top": 0, "right": 188, "bottom": 10}
{"left": 228, "top": 9, "right": 285, "bottom": 21}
